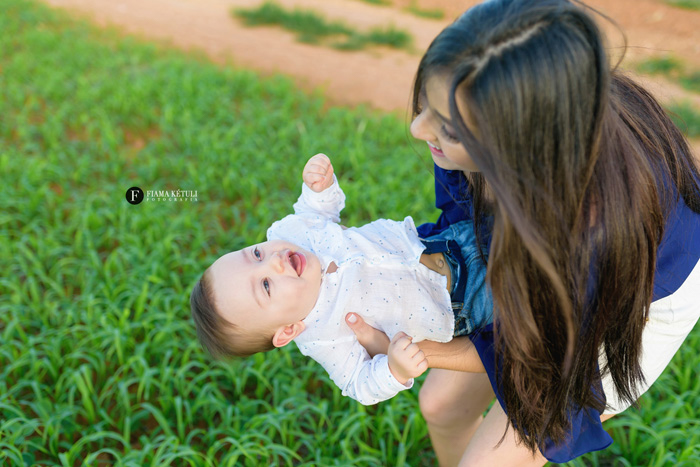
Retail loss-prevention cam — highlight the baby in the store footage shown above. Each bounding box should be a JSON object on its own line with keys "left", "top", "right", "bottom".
{"left": 190, "top": 154, "right": 493, "bottom": 405}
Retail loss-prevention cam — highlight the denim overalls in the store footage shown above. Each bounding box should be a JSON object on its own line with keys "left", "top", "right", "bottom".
{"left": 421, "top": 220, "right": 494, "bottom": 336}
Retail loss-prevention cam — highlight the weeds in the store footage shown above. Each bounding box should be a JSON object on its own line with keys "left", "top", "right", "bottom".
{"left": 355, "top": 0, "right": 392, "bottom": 5}
{"left": 636, "top": 55, "right": 700, "bottom": 132}
{"left": 638, "top": 56, "right": 683, "bottom": 75}
{"left": 664, "top": 0, "right": 700, "bottom": 10}
{"left": 637, "top": 55, "right": 700, "bottom": 94}
{"left": 404, "top": 1, "right": 445, "bottom": 20}
{"left": 352, "top": 0, "right": 445, "bottom": 20}
{"left": 234, "top": 1, "right": 412, "bottom": 51}
{"left": 669, "top": 102, "right": 700, "bottom": 137}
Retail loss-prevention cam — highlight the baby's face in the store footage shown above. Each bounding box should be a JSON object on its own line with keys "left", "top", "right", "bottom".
{"left": 209, "top": 240, "right": 323, "bottom": 335}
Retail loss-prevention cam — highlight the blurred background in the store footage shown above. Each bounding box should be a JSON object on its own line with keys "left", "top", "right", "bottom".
{"left": 1, "top": 0, "right": 699, "bottom": 465}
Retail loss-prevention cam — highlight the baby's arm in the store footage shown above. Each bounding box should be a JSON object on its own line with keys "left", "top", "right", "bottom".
{"left": 345, "top": 314, "right": 430, "bottom": 383}
{"left": 346, "top": 312, "right": 485, "bottom": 373}
{"left": 303, "top": 335, "right": 413, "bottom": 405}
{"left": 266, "top": 153, "right": 344, "bottom": 242}
{"left": 290, "top": 153, "right": 346, "bottom": 223}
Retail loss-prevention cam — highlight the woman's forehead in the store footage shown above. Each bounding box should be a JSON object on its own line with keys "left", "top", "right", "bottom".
{"left": 423, "top": 74, "right": 451, "bottom": 118}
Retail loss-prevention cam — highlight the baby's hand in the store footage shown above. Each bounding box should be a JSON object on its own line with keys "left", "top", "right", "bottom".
{"left": 388, "top": 332, "right": 428, "bottom": 385}
{"left": 303, "top": 153, "right": 334, "bottom": 192}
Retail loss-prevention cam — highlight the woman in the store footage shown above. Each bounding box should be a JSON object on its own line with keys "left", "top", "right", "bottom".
{"left": 347, "top": 0, "right": 700, "bottom": 464}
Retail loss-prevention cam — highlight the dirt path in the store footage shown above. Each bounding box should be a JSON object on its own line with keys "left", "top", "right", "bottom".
{"left": 42, "top": 0, "right": 700, "bottom": 152}
{"left": 43, "top": 0, "right": 449, "bottom": 114}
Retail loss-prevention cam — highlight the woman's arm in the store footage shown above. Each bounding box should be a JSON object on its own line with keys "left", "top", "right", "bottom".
{"left": 346, "top": 313, "right": 485, "bottom": 373}
{"left": 417, "top": 337, "right": 485, "bottom": 373}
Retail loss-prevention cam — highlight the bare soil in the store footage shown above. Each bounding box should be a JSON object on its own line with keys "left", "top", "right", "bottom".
{"left": 42, "top": 0, "right": 700, "bottom": 151}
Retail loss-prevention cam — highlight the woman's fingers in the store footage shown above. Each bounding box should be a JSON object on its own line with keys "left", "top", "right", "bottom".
{"left": 346, "top": 313, "right": 390, "bottom": 357}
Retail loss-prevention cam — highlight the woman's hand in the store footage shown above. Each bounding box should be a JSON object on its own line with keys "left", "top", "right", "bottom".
{"left": 345, "top": 313, "right": 390, "bottom": 358}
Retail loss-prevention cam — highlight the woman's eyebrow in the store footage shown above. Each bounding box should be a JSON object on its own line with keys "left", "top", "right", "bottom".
{"left": 433, "top": 108, "right": 451, "bottom": 125}
{"left": 421, "top": 87, "right": 452, "bottom": 125}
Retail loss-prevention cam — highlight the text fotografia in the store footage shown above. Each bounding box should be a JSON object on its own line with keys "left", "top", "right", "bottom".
{"left": 146, "top": 190, "right": 199, "bottom": 202}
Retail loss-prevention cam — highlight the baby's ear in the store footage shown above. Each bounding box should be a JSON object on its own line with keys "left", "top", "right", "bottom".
{"left": 272, "top": 321, "right": 306, "bottom": 348}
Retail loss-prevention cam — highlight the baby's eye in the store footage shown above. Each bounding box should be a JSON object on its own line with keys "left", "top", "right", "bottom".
{"left": 440, "top": 124, "right": 459, "bottom": 143}
{"left": 253, "top": 247, "right": 262, "bottom": 260}
{"left": 263, "top": 279, "right": 270, "bottom": 296}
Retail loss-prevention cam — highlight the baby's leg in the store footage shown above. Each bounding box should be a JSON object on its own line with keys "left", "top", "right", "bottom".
{"left": 419, "top": 368, "right": 494, "bottom": 467}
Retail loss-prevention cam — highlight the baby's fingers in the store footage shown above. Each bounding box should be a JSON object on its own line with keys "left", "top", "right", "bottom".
{"left": 410, "top": 348, "right": 426, "bottom": 363}
{"left": 306, "top": 154, "right": 332, "bottom": 172}
{"left": 304, "top": 172, "right": 324, "bottom": 184}
{"left": 391, "top": 332, "right": 413, "bottom": 350}
{"left": 415, "top": 357, "right": 428, "bottom": 375}
{"left": 405, "top": 343, "right": 423, "bottom": 360}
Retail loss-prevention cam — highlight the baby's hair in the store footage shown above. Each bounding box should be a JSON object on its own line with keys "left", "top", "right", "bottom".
{"left": 190, "top": 268, "right": 275, "bottom": 358}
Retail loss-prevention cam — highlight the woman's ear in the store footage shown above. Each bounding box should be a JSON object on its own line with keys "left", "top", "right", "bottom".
{"left": 272, "top": 321, "right": 306, "bottom": 348}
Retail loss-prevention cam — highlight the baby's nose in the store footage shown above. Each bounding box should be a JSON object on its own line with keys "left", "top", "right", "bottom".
{"left": 270, "top": 250, "right": 286, "bottom": 273}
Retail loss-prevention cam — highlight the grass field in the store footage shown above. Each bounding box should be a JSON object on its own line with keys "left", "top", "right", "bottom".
{"left": 1, "top": 0, "right": 699, "bottom": 465}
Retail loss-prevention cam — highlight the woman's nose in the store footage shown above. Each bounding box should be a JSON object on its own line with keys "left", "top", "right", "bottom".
{"left": 410, "top": 111, "right": 432, "bottom": 142}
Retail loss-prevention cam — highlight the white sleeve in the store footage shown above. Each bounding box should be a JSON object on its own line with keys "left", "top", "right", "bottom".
{"left": 300, "top": 336, "right": 413, "bottom": 406}
{"left": 267, "top": 176, "right": 346, "bottom": 243}
{"left": 291, "top": 176, "right": 346, "bottom": 224}
{"left": 601, "top": 260, "right": 700, "bottom": 414}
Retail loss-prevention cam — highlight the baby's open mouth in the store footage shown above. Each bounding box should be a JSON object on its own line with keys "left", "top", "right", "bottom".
{"left": 289, "top": 251, "right": 306, "bottom": 276}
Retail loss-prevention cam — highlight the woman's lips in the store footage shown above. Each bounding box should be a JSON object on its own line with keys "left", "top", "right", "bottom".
{"left": 428, "top": 143, "right": 445, "bottom": 158}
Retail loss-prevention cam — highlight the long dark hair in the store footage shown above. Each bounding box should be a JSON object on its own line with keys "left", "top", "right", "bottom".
{"left": 414, "top": 0, "right": 700, "bottom": 451}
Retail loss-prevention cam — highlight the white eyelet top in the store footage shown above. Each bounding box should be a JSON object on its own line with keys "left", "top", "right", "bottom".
{"left": 267, "top": 177, "right": 454, "bottom": 405}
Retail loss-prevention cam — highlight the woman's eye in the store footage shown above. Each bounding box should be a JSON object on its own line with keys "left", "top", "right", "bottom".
{"left": 441, "top": 124, "right": 459, "bottom": 142}
{"left": 254, "top": 247, "right": 262, "bottom": 260}
{"left": 263, "top": 279, "right": 270, "bottom": 296}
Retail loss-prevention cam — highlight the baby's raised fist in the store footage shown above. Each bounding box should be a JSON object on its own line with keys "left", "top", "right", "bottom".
{"left": 303, "top": 153, "right": 335, "bottom": 192}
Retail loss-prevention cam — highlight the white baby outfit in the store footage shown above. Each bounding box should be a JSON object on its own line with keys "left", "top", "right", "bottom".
{"left": 267, "top": 177, "right": 454, "bottom": 405}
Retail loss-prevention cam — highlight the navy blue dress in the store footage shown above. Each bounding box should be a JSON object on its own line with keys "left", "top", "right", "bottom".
{"left": 417, "top": 165, "right": 700, "bottom": 463}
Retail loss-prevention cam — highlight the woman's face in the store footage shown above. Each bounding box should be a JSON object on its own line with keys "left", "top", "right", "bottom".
{"left": 410, "top": 73, "right": 479, "bottom": 172}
